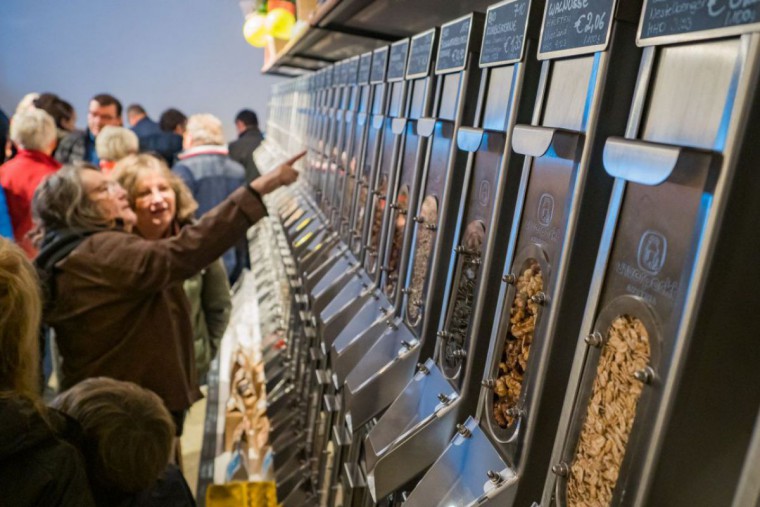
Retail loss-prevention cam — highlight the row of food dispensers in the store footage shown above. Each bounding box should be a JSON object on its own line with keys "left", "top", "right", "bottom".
{"left": 249, "top": 0, "right": 760, "bottom": 505}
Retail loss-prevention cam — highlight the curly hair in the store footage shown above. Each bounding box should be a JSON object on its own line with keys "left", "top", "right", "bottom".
{"left": 112, "top": 153, "right": 198, "bottom": 225}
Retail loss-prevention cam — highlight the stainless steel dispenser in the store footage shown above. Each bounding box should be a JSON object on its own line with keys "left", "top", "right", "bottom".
{"left": 361, "top": 12, "right": 513, "bottom": 502}
{"left": 288, "top": 64, "right": 343, "bottom": 255}
{"left": 403, "top": 0, "right": 648, "bottom": 505}
{"left": 315, "top": 39, "right": 412, "bottom": 346}
{"left": 308, "top": 47, "right": 390, "bottom": 315}
{"left": 302, "top": 52, "right": 375, "bottom": 288}
{"left": 341, "top": 0, "right": 542, "bottom": 438}
{"left": 538, "top": 2, "right": 760, "bottom": 506}
{"left": 322, "top": 28, "right": 441, "bottom": 507}
{"left": 329, "top": 28, "right": 439, "bottom": 392}
{"left": 301, "top": 56, "right": 366, "bottom": 276}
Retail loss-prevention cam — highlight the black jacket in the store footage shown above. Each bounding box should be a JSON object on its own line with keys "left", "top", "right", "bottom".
{"left": 0, "top": 395, "right": 95, "bottom": 506}
{"left": 139, "top": 132, "right": 183, "bottom": 166}
{"left": 228, "top": 127, "right": 263, "bottom": 183}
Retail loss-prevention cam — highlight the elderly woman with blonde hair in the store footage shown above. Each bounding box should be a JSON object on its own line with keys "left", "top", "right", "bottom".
{"left": 114, "top": 154, "right": 231, "bottom": 385}
{"left": 95, "top": 125, "right": 139, "bottom": 175}
{"left": 0, "top": 108, "right": 62, "bottom": 257}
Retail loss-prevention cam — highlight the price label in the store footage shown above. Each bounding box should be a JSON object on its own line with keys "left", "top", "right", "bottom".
{"left": 436, "top": 15, "right": 473, "bottom": 74}
{"left": 346, "top": 56, "right": 360, "bottom": 85}
{"left": 359, "top": 52, "right": 372, "bottom": 84}
{"left": 371, "top": 46, "right": 389, "bottom": 84}
{"left": 480, "top": 0, "right": 531, "bottom": 67}
{"left": 406, "top": 29, "right": 436, "bottom": 79}
{"left": 388, "top": 39, "right": 410, "bottom": 81}
{"left": 539, "top": 0, "right": 616, "bottom": 59}
{"left": 639, "top": 0, "right": 760, "bottom": 44}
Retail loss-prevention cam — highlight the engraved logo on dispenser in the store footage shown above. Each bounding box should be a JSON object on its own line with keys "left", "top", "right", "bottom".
{"left": 537, "top": 192, "right": 554, "bottom": 226}
{"left": 614, "top": 229, "right": 679, "bottom": 306}
{"left": 637, "top": 230, "right": 667, "bottom": 275}
{"left": 479, "top": 180, "right": 491, "bottom": 207}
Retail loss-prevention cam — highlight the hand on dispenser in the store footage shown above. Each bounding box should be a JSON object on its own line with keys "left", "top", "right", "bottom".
{"left": 250, "top": 150, "right": 305, "bottom": 195}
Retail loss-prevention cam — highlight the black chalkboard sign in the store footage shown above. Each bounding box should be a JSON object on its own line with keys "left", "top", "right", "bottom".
{"left": 406, "top": 29, "right": 436, "bottom": 79}
{"left": 639, "top": 0, "right": 760, "bottom": 44}
{"left": 371, "top": 47, "right": 389, "bottom": 84}
{"left": 359, "top": 53, "right": 372, "bottom": 84}
{"left": 480, "top": 0, "right": 531, "bottom": 67}
{"left": 388, "top": 39, "right": 410, "bottom": 81}
{"left": 539, "top": 0, "right": 616, "bottom": 58}
{"left": 346, "top": 56, "right": 360, "bottom": 84}
{"left": 436, "top": 15, "right": 473, "bottom": 74}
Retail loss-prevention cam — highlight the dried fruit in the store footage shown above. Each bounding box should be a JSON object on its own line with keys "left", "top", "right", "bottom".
{"left": 493, "top": 260, "right": 542, "bottom": 428}
{"left": 406, "top": 195, "right": 438, "bottom": 326}
{"left": 566, "top": 315, "right": 651, "bottom": 507}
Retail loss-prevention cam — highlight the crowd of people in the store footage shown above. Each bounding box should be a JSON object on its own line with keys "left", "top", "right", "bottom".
{"left": 0, "top": 92, "right": 303, "bottom": 505}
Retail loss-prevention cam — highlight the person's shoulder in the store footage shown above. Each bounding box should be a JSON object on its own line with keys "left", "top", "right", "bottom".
{"left": 223, "top": 157, "right": 246, "bottom": 178}
{"left": 60, "top": 129, "right": 87, "bottom": 144}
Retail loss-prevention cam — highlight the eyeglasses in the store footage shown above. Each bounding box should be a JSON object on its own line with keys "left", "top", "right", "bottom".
{"left": 88, "top": 179, "right": 122, "bottom": 198}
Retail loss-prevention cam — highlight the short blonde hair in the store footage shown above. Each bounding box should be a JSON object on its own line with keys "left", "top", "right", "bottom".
{"left": 112, "top": 154, "right": 198, "bottom": 224}
{"left": 15, "top": 92, "right": 39, "bottom": 116}
{"left": 0, "top": 239, "right": 42, "bottom": 399}
{"left": 10, "top": 109, "right": 57, "bottom": 152}
{"left": 96, "top": 126, "right": 139, "bottom": 162}
{"left": 185, "top": 113, "right": 225, "bottom": 146}
{"left": 51, "top": 377, "right": 175, "bottom": 493}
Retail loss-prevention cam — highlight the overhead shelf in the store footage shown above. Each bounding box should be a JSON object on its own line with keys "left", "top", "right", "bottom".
{"left": 262, "top": 0, "right": 495, "bottom": 75}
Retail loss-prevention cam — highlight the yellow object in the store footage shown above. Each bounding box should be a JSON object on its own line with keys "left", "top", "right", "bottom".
{"left": 206, "top": 481, "right": 279, "bottom": 507}
{"left": 244, "top": 14, "right": 269, "bottom": 48}
{"left": 265, "top": 8, "right": 296, "bottom": 40}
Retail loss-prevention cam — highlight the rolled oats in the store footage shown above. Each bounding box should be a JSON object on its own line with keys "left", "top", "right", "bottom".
{"left": 566, "top": 315, "right": 651, "bottom": 507}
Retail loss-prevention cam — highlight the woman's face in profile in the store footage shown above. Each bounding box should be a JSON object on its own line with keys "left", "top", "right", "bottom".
{"left": 80, "top": 169, "right": 137, "bottom": 228}
{"left": 133, "top": 171, "right": 177, "bottom": 239}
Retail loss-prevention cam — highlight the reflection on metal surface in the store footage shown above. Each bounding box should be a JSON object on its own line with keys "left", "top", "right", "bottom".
{"left": 384, "top": 185, "right": 409, "bottom": 298}
{"left": 352, "top": 178, "right": 369, "bottom": 253}
{"left": 406, "top": 195, "right": 438, "bottom": 327}
{"left": 367, "top": 174, "right": 389, "bottom": 273}
{"left": 341, "top": 156, "right": 358, "bottom": 227}
{"left": 493, "top": 259, "right": 543, "bottom": 428}
{"left": 442, "top": 220, "right": 486, "bottom": 378}
{"left": 565, "top": 315, "right": 651, "bottom": 506}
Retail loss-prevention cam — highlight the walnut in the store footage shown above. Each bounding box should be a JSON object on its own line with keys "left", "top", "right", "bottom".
{"left": 492, "top": 260, "right": 543, "bottom": 428}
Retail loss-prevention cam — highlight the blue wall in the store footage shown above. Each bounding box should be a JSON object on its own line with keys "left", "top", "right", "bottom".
{"left": 0, "top": 0, "right": 283, "bottom": 140}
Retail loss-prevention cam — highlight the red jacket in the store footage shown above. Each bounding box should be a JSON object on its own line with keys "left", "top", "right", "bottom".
{"left": 0, "top": 150, "right": 61, "bottom": 257}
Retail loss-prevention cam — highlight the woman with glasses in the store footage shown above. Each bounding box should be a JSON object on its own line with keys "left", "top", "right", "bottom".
{"left": 32, "top": 152, "right": 302, "bottom": 436}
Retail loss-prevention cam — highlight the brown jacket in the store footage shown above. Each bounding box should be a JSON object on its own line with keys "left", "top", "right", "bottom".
{"left": 42, "top": 186, "right": 265, "bottom": 411}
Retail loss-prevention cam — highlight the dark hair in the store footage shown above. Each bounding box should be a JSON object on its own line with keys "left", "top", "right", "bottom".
{"left": 126, "top": 104, "right": 146, "bottom": 116}
{"left": 51, "top": 377, "right": 175, "bottom": 493}
{"left": 159, "top": 108, "right": 187, "bottom": 132}
{"left": 235, "top": 109, "right": 258, "bottom": 128}
{"left": 33, "top": 93, "right": 75, "bottom": 131}
{"left": 92, "top": 93, "right": 123, "bottom": 116}
{"left": 32, "top": 164, "right": 113, "bottom": 234}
